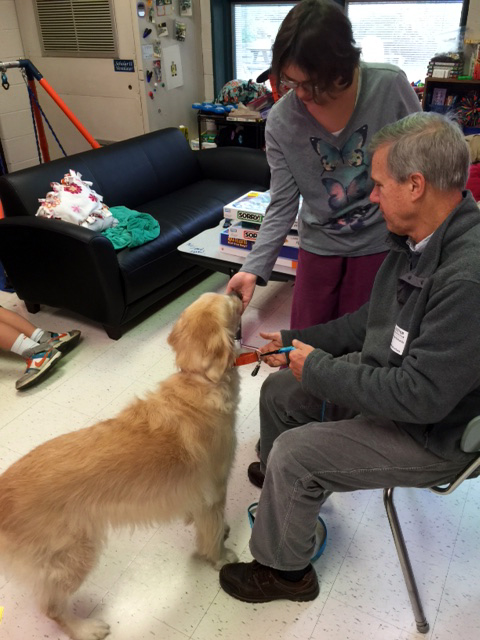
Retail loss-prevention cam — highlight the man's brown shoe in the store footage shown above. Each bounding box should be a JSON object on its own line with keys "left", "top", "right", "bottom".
{"left": 219, "top": 560, "right": 319, "bottom": 603}
{"left": 248, "top": 461, "right": 265, "bottom": 488}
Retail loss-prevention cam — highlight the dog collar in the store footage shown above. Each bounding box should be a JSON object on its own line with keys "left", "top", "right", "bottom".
{"left": 234, "top": 351, "right": 259, "bottom": 367}
{"left": 234, "top": 351, "right": 262, "bottom": 376}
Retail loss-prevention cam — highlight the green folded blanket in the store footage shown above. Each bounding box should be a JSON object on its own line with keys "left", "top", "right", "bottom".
{"left": 102, "top": 206, "right": 160, "bottom": 250}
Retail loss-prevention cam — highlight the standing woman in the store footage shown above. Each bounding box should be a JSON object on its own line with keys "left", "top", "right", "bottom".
{"left": 226, "top": 0, "right": 421, "bottom": 329}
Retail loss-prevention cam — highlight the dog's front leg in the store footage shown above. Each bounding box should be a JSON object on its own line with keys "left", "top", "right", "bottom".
{"left": 193, "top": 502, "right": 238, "bottom": 570}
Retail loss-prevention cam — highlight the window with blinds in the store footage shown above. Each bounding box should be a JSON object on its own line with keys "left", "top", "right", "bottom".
{"left": 232, "top": 1, "right": 464, "bottom": 84}
{"left": 232, "top": 3, "right": 295, "bottom": 80}
{"left": 347, "top": 1, "right": 464, "bottom": 82}
{"left": 34, "top": 0, "right": 118, "bottom": 58}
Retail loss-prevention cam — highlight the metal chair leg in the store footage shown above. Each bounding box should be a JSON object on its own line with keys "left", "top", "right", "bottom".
{"left": 383, "top": 487, "right": 430, "bottom": 633}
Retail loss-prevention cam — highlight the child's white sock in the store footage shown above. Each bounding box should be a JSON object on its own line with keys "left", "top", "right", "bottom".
{"left": 30, "top": 328, "right": 47, "bottom": 342}
{"left": 11, "top": 333, "right": 39, "bottom": 357}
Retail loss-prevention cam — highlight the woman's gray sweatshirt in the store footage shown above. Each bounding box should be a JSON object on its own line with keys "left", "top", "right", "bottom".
{"left": 242, "top": 62, "right": 421, "bottom": 284}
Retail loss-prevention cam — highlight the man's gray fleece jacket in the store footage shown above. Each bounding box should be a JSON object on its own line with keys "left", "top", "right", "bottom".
{"left": 281, "top": 192, "right": 480, "bottom": 458}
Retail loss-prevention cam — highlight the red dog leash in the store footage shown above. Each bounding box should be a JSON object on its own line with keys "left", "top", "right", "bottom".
{"left": 234, "top": 352, "right": 259, "bottom": 366}
{"left": 234, "top": 345, "right": 295, "bottom": 375}
{"left": 234, "top": 350, "right": 261, "bottom": 376}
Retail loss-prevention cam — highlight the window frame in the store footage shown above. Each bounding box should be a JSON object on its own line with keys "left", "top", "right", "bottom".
{"left": 231, "top": 1, "right": 296, "bottom": 81}
{"left": 346, "top": 0, "right": 468, "bottom": 83}
{"left": 346, "top": 0, "right": 468, "bottom": 27}
{"left": 215, "top": 0, "right": 470, "bottom": 95}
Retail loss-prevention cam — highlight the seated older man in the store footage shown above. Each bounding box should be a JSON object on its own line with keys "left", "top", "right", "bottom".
{"left": 220, "top": 112, "right": 480, "bottom": 603}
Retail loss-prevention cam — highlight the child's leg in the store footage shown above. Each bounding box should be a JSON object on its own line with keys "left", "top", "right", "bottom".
{"left": 0, "top": 321, "right": 27, "bottom": 351}
{"left": 0, "top": 307, "right": 38, "bottom": 338}
{"left": 0, "top": 309, "right": 71, "bottom": 390}
{"left": 0, "top": 307, "right": 52, "bottom": 352}
{"left": 0, "top": 306, "right": 81, "bottom": 361}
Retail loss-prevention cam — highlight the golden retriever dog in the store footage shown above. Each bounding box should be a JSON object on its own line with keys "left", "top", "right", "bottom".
{"left": 0, "top": 291, "right": 242, "bottom": 640}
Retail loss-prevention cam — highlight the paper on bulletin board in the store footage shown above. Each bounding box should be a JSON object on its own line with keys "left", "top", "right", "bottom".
{"left": 163, "top": 44, "right": 183, "bottom": 90}
{"left": 156, "top": 0, "right": 174, "bottom": 17}
{"left": 180, "top": 0, "right": 193, "bottom": 16}
{"left": 142, "top": 44, "right": 154, "bottom": 59}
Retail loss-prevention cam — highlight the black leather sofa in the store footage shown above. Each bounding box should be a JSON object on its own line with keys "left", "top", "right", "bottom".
{"left": 0, "top": 127, "right": 270, "bottom": 338}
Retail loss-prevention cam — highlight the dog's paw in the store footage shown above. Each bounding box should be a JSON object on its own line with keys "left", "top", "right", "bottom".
{"left": 70, "top": 617, "right": 111, "bottom": 640}
{"left": 214, "top": 547, "right": 238, "bottom": 570}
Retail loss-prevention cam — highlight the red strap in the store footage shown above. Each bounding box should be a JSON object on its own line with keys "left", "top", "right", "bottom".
{"left": 234, "top": 351, "right": 259, "bottom": 367}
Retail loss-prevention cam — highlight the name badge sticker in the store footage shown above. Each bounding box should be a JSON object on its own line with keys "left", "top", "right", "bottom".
{"left": 390, "top": 325, "right": 409, "bottom": 355}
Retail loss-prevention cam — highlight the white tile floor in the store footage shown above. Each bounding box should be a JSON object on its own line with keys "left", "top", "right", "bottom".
{"left": 0, "top": 273, "right": 479, "bottom": 640}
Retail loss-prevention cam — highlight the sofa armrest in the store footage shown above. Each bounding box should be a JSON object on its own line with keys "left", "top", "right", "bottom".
{"left": 196, "top": 147, "right": 270, "bottom": 189}
{"left": 0, "top": 217, "right": 125, "bottom": 325}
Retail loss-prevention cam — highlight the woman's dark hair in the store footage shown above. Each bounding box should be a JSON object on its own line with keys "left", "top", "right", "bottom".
{"left": 271, "top": 0, "right": 361, "bottom": 93}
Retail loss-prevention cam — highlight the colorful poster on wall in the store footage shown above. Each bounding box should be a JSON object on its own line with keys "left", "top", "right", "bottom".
{"left": 163, "top": 44, "right": 183, "bottom": 90}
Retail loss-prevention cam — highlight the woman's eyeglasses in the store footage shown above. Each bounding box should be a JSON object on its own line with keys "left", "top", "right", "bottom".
{"left": 280, "top": 75, "right": 320, "bottom": 94}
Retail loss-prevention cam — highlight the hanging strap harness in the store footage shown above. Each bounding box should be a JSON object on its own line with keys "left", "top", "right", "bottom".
{"left": 24, "top": 78, "right": 67, "bottom": 162}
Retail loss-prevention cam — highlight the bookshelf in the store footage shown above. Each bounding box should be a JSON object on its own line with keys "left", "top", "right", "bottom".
{"left": 196, "top": 112, "right": 266, "bottom": 150}
{"left": 423, "top": 77, "right": 480, "bottom": 112}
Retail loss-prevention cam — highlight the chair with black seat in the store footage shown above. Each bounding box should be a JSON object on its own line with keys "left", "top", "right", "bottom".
{"left": 384, "top": 416, "right": 480, "bottom": 633}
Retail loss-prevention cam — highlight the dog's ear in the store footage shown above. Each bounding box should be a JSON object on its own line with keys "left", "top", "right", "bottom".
{"left": 200, "top": 322, "right": 234, "bottom": 383}
{"left": 168, "top": 297, "right": 234, "bottom": 382}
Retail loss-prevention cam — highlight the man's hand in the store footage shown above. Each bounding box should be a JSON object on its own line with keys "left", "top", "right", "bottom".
{"left": 289, "top": 339, "right": 315, "bottom": 381}
{"left": 258, "top": 331, "right": 285, "bottom": 367}
{"left": 226, "top": 272, "right": 257, "bottom": 312}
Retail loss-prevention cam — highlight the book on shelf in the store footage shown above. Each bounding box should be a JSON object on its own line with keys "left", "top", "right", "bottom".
{"left": 223, "top": 190, "right": 300, "bottom": 230}
{"left": 427, "top": 55, "right": 463, "bottom": 79}
{"left": 219, "top": 227, "right": 299, "bottom": 261}
{"left": 219, "top": 244, "right": 297, "bottom": 270}
{"left": 227, "top": 220, "right": 300, "bottom": 247}
{"left": 431, "top": 87, "right": 447, "bottom": 106}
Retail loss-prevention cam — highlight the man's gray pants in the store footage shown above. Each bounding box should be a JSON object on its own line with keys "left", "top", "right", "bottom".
{"left": 251, "top": 367, "right": 475, "bottom": 571}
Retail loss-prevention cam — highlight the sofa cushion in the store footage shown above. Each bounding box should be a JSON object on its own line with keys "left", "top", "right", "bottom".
{"left": 117, "top": 177, "right": 265, "bottom": 302}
